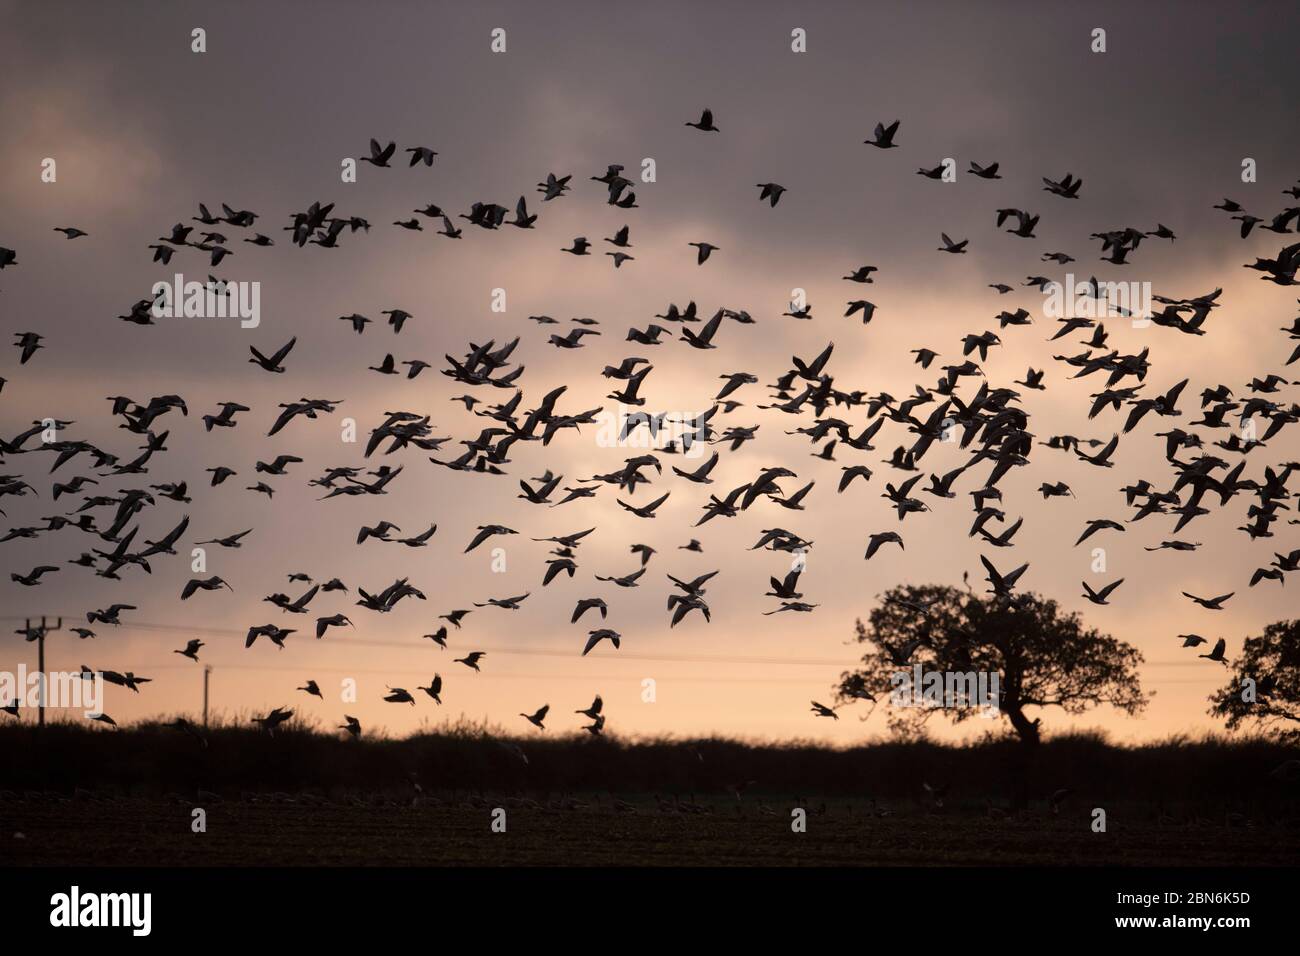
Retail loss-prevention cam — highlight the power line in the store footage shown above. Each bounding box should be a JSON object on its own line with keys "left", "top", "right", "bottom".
{"left": 114, "top": 662, "right": 831, "bottom": 684}
{"left": 6, "top": 615, "right": 863, "bottom": 666}
{"left": 1, "top": 614, "right": 1233, "bottom": 670}
{"left": 103, "top": 660, "right": 1231, "bottom": 687}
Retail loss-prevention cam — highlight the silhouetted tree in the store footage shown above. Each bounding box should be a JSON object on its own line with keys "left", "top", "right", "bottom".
{"left": 1208, "top": 619, "right": 1300, "bottom": 740}
{"left": 837, "top": 584, "right": 1149, "bottom": 746}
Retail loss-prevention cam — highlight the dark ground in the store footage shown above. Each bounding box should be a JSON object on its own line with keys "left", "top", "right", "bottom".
{"left": 2, "top": 723, "right": 1297, "bottom": 865}
{"left": 3, "top": 793, "right": 1297, "bottom": 866}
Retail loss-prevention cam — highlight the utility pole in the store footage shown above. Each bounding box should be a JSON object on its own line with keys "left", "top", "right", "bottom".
{"left": 25, "top": 616, "right": 64, "bottom": 728}
{"left": 203, "top": 665, "right": 212, "bottom": 728}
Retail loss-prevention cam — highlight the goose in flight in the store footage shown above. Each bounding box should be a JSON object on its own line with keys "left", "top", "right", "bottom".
{"left": 1075, "top": 433, "right": 1119, "bottom": 468}
{"left": 680, "top": 310, "right": 725, "bottom": 349}
{"left": 181, "top": 575, "right": 232, "bottom": 599}
{"left": 201, "top": 401, "right": 250, "bottom": 431}
{"left": 454, "top": 651, "right": 486, "bottom": 671}
{"left": 764, "top": 601, "right": 818, "bottom": 615}
{"left": 405, "top": 145, "right": 437, "bottom": 166}
{"left": 594, "top": 567, "right": 645, "bottom": 588}
{"left": 12, "top": 565, "right": 58, "bottom": 586}
{"left": 384, "top": 687, "right": 416, "bottom": 705}
{"left": 766, "top": 568, "right": 803, "bottom": 599}
{"left": 689, "top": 241, "right": 718, "bottom": 265}
{"left": 810, "top": 701, "right": 839, "bottom": 719}
{"left": 845, "top": 684, "right": 877, "bottom": 703}
{"left": 1075, "top": 518, "right": 1124, "bottom": 546}
{"left": 206, "top": 466, "right": 237, "bottom": 486}
{"left": 981, "top": 555, "right": 1029, "bottom": 599}
{"left": 685, "top": 108, "right": 718, "bottom": 131}
{"left": 617, "top": 492, "right": 670, "bottom": 518}
{"left": 882, "top": 637, "right": 927, "bottom": 666}
{"left": 572, "top": 597, "right": 607, "bottom": 622}
{"left": 969, "top": 161, "right": 1001, "bottom": 179}
{"left": 1198, "top": 638, "right": 1229, "bottom": 664}
{"left": 864, "top": 120, "right": 900, "bottom": 148}
{"left": 54, "top": 226, "right": 88, "bottom": 239}
{"left": 845, "top": 300, "right": 877, "bottom": 323}
{"left": 174, "top": 639, "right": 204, "bottom": 661}
{"left": 252, "top": 707, "right": 294, "bottom": 734}
{"left": 979, "top": 517, "right": 1024, "bottom": 548}
{"left": 465, "top": 524, "right": 517, "bottom": 552}
{"left": 14, "top": 332, "right": 43, "bottom": 364}
{"left": 1042, "top": 172, "right": 1082, "bottom": 198}
{"left": 1182, "top": 591, "right": 1234, "bottom": 610}
{"left": 87, "top": 604, "right": 135, "bottom": 626}
{"left": 537, "top": 172, "right": 571, "bottom": 200}
{"left": 548, "top": 327, "right": 600, "bottom": 348}
{"left": 245, "top": 624, "right": 294, "bottom": 649}
{"left": 1248, "top": 566, "right": 1285, "bottom": 588}
{"left": 996, "top": 208, "right": 1039, "bottom": 238}
{"left": 267, "top": 584, "right": 319, "bottom": 614}
{"left": 315, "top": 613, "right": 352, "bottom": 639}
{"left": 938, "top": 233, "right": 968, "bottom": 254}
{"left": 474, "top": 593, "right": 531, "bottom": 610}
{"left": 864, "top": 531, "right": 903, "bottom": 560}
{"left": 520, "top": 704, "right": 550, "bottom": 730}
{"left": 576, "top": 695, "right": 603, "bottom": 719}
{"left": 356, "top": 520, "right": 403, "bottom": 545}
{"left": 1081, "top": 578, "right": 1124, "bottom": 606}
{"left": 419, "top": 675, "right": 443, "bottom": 704}
{"left": 360, "top": 139, "right": 397, "bottom": 166}
{"left": 510, "top": 196, "right": 537, "bottom": 228}
{"left": 249, "top": 337, "right": 296, "bottom": 373}
{"left": 395, "top": 524, "right": 437, "bottom": 547}
{"left": 339, "top": 715, "right": 361, "bottom": 738}
{"left": 756, "top": 183, "right": 786, "bottom": 207}
{"left": 440, "top": 609, "right": 472, "bottom": 628}
{"left": 297, "top": 680, "right": 323, "bottom": 699}
{"left": 91, "top": 667, "right": 150, "bottom": 693}
{"left": 583, "top": 629, "right": 622, "bottom": 655}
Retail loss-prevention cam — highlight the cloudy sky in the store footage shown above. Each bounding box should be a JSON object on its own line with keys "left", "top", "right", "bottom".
{"left": 1, "top": 0, "right": 1298, "bottom": 743}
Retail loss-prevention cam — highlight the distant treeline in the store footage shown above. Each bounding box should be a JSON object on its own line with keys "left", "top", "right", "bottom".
{"left": 2, "top": 717, "right": 1298, "bottom": 811}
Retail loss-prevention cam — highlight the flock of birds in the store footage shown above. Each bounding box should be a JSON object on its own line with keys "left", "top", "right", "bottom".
{"left": 2, "top": 107, "right": 1299, "bottom": 741}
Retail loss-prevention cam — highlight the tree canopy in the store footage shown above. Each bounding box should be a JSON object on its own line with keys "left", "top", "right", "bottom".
{"left": 1209, "top": 618, "right": 1300, "bottom": 739}
{"left": 837, "top": 583, "right": 1150, "bottom": 745}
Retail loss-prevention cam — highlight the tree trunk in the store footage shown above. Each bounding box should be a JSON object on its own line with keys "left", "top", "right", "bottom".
{"left": 1004, "top": 706, "right": 1041, "bottom": 810}
{"left": 1006, "top": 706, "right": 1040, "bottom": 746}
